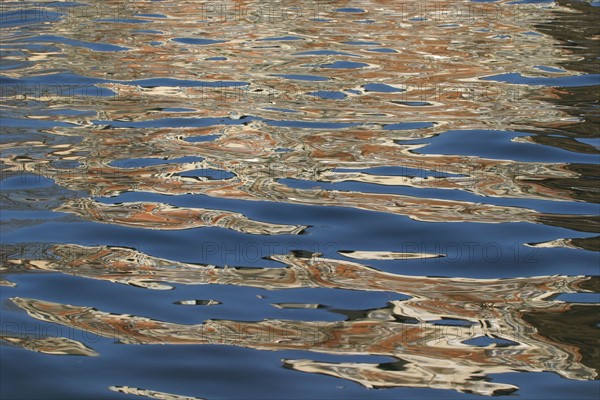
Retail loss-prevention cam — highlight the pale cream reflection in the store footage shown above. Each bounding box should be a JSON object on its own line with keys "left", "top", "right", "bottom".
{"left": 1, "top": 0, "right": 598, "bottom": 235}
{"left": 6, "top": 244, "right": 599, "bottom": 395}
{"left": 55, "top": 198, "right": 306, "bottom": 235}
{"left": 3, "top": 150, "right": 597, "bottom": 232}
{"left": 0, "top": 334, "right": 98, "bottom": 357}
{"left": 4, "top": 244, "right": 594, "bottom": 303}
{"left": 11, "top": 295, "right": 597, "bottom": 396}
{"left": 1, "top": 0, "right": 598, "bottom": 397}
{"left": 284, "top": 359, "right": 519, "bottom": 395}
{"left": 109, "top": 386, "right": 204, "bottom": 400}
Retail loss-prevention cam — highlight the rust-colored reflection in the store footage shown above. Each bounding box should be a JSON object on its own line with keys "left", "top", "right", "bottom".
{"left": 3, "top": 244, "right": 594, "bottom": 303}
{"left": 3, "top": 146, "right": 598, "bottom": 231}
{"left": 5, "top": 246, "right": 599, "bottom": 395}
{"left": 284, "top": 359, "right": 520, "bottom": 395}
{"left": 11, "top": 294, "right": 598, "bottom": 396}
{"left": 1, "top": 0, "right": 599, "bottom": 398}
{"left": 0, "top": 334, "right": 98, "bottom": 357}
{"left": 1, "top": 0, "right": 599, "bottom": 235}
{"left": 55, "top": 198, "right": 306, "bottom": 235}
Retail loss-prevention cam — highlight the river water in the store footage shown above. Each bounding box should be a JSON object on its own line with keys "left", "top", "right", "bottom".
{"left": 1, "top": 1, "right": 599, "bottom": 399}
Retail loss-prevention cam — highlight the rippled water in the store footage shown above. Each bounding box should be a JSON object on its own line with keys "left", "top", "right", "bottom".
{"left": 1, "top": 1, "right": 599, "bottom": 399}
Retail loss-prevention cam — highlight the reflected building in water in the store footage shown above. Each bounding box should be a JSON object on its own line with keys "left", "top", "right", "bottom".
{"left": 1, "top": 0, "right": 598, "bottom": 398}
{"left": 4, "top": 244, "right": 598, "bottom": 396}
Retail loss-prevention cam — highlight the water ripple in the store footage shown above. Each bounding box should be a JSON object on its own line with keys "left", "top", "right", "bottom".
{"left": 1, "top": 0, "right": 598, "bottom": 398}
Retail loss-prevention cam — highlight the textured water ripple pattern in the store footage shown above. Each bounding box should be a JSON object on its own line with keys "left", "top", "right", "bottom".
{"left": 1, "top": 0, "right": 599, "bottom": 399}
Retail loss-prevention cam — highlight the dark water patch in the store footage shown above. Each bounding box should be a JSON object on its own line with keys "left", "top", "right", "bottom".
{"left": 555, "top": 293, "right": 600, "bottom": 303}
{"left": 535, "top": 65, "right": 568, "bottom": 73}
{"left": 335, "top": 8, "right": 366, "bottom": 13}
{"left": 160, "top": 107, "right": 196, "bottom": 112}
{"left": 481, "top": 73, "right": 600, "bottom": 87}
{"left": 95, "top": 18, "right": 151, "bottom": 24}
{"left": 178, "top": 168, "right": 235, "bottom": 180}
{"left": 306, "top": 91, "right": 347, "bottom": 100}
{"left": 132, "top": 29, "right": 164, "bottom": 34}
{"left": 366, "top": 48, "right": 398, "bottom": 53}
{"left": 363, "top": 83, "right": 405, "bottom": 93}
{"left": 262, "top": 107, "right": 299, "bottom": 113}
{"left": 1, "top": 174, "right": 55, "bottom": 190}
{"left": 185, "top": 134, "right": 222, "bottom": 143}
{"left": 413, "top": 130, "right": 600, "bottom": 163}
{"left": 136, "top": 13, "right": 167, "bottom": 18}
{"left": 0, "top": 9, "right": 62, "bottom": 27}
{"left": 383, "top": 122, "right": 434, "bottom": 130}
{"left": 172, "top": 38, "right": 228, "bottom": 45}
{"left": 109, "top": 156, "right": 203, "bottom": 169}
{"left": 462, "top": 336, "right": 521, "bottom": 347}
{"left": 390, "top": 100, "right": 433, "bottom": 106}
{"left": 318, "top": 61, "right": 370, "bottom": 69}
{"left": 15, "top": 35, "right": 128, "bottom": 51}
{"left": 1, "top": 118, "right": 77, "bottom": 128}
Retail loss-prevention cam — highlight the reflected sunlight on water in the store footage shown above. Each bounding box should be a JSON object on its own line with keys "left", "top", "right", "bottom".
{"left": 1, "top": 1, "right": 599, "bottom": 399}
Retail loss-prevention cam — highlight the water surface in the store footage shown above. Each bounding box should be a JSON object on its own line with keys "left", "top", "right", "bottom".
{"left": 1, "top": 1, "right": 599, "bottom": 399}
